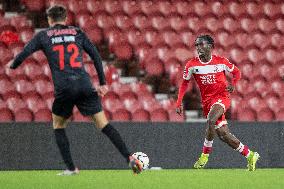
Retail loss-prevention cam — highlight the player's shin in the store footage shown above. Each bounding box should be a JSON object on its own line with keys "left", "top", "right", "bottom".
{"left": 54, "top": 128, "right": 76, "bottom": 171}
{"left": 101, "top": 123, "right": 131, "bottom": 162}
{"left": 234, "top": 142, "right": 251, "bottom": 158}
{"left": 202, "top": 138, "right": 213, "bottom": 154}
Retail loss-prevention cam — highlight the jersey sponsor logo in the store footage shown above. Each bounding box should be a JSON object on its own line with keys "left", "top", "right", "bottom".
{"left": 192, "top": 64, "right": 225, "bottom": 74}
{"left": 200, "top": 74, "right": 216, "bottom": 85}
{"left": 47, "top": 29, "right": 77, "bottom": 37}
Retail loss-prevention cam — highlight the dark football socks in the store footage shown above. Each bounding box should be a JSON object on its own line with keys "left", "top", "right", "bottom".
{"left": 102, "top": 123, "right": 131, "bottom": 161}
{"left": 54, "top": 129, "right": 76, "bottom": 171}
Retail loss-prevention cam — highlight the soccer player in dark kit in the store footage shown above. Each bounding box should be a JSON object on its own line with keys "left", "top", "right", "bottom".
{"left": 10, "top": 5, "right": 142, "bottom": 175}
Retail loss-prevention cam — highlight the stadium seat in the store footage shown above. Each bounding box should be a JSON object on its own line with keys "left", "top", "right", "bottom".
{"left": 135, "top": 43, "right": 152, "bottom": 63}
{"left": 0, "top": 45, "right": 13, "bottom": 63}
{"left": 174, "top": 44, "right": 194, "bottom": 62}
{"left": 103, "top": 98, "right": 124, "bottom": 113}
{"left": 246, "top": 2, "right": 262, "bottom": 17}
{"left": 122, "top": 0, "right": 142, "bottom": 15}
{"left": 26, "top": 97, "right": 48, "bottom": 113}
{"left": 260, "top": 63, "right": 278, "bottom": 81}
{"left": 126, "top": 29, "right": 145, "bottom": 47}
{"left": 144, "top": 58, "right": 165, "bottom": 76}
{"left": 23, "top": 63, "right": 46, "bottom": 80}
{"left": 210, "top": 1, "right": 227, "bottom": 17}
{"left": 14, "top": 108, "right": 33, "bottom": 121}
{"left": 180, "top": 30, "right": 195, "bottom": 47}
{"left": 156, "top": 45, "right": 173, "bottom": 62}
{"left": 229, "top": 48, "right": 246, "bottom": 64}
{"left": 10, "top": 16, "right": 33, "bottom": 31}
{"left": 139, "top": 0, "right": 158, "bottom": 16}
{"left": 252, "top": 77, "right": 270, "bottom": 97}
{"left": 162, "top": 30, "right": 182, "bottom": 48}
{"left": 75, "top": 12, "right": 94, "bottom": 30}
{"left": 68, "top": 0, "right": 89, "bottom": 15}
{"left": 258, "top": 18, "right": 276, "bottom": 34}
{"left": 228, "top": 2, "right": 246, "bottom": 18}
{"left": 113, "top": 42, "right": 133, "bottom": 60}
{"left": 5, "top": 65, "right": 28, "bottom": 81}
{"left": 144, "top": 29, "right": 164, "bottom": 47}
{"left": 237, "top": 108, "right": 256, "bottom": 121}
{"left": 45, "top": 0, "right": 68, "bottom": 8}
{"left": 132, "top": 14, "right": 152, "bottom": 31}
{"left": 104, "top": 0, "right": 123, "bottom": 15}
{"left": 276, "top": 18, "right": 284, "bottom": 33}
{"left": 235, "top": 33, "right": 253, "bottom": 49}
{"left": 247, "top": 48, "right": 265, "bottom": 63}
{"left": 15, "top": 80, "right": 36, "bottom": 98}
{"left": 271, "top": 79, "right": 284, "bottom": 97}
{"left": 159, "top": 1, "right": 176, "bottom": 16}
{"left": 150, "top": 108, "right": 169, "bottom": 122}
{"left": 217, "top": 32, "right": 234, "bottom": 48}
{"left": 22, "top": 0, "right": 45, "bottom": 11}
{"left": 32, "top": 51, "right": 46, "bottom": 63}
{"left": 105, "top": 28, "right": 127, "bottom": 51}
{"left": 240, "top": 18, "right": 258, "bottom": 33}
{"left": 194, "top": 1, "right": 210, "bottom": 17}
{"left": 151, "top": 14, "right": 171, "bottom": 31}
{"left": 95, "top": 13, "right": 116, "bottom": 30}
{"left": 86, "top": 0, "right": 105, "bottom": 14}
{"left": 175, "top": 1, "right": 194, "bottom": 16}
{"left": 253, "top": 32, "right": 270, "bottom": 50}
{"left": 34, "top": 108, "right": 52, "bottom": 122}
{"left": 0, "top": 79, "right": 17, "bottom": 100}
{"left": 0, "top": 108, "right": 13, "bottom": 122}
{"left": 205, "top": 17, "right": 222, "bottom": 33}
{"left": 34, "top": 79, "right": 53, "bottom": 98}
{"left": 168, "top": 109, "right": 184, "bottom": 122}
{"left": 270, "top": 33, "right": 284, "bottom": 49}
{"left": 223, "top": 17, "right": 239, "bottom": 34}
{"left": 236, "top": 79, "right": 255, "bottom": 96}
{"left": 265, "top": 95, "right": 282, "bottom": 114}
{"left": 257, "top": 108, "right": 275, "bottom": 121}
{"left": 263, "top": 2, "right": 282, "bottom": 19}
{"left": 187, "top": 16, "right": 204, "bottom": 33}
{"left": 111, "top": 108, "right": 131, "bottom": 121}
{"left": 114, "top": 13, "right": 133, "bottom": 30}
{"left": 247, "top": 95, "right": 267, "bottom": 113}
{"left": 123, "top": 98, "right": 143, "bottom": 113}
{"left": 265, "top": 49, "right": 281, "bottom": 65}
{"left": 132, "top": 108, "right": 150, "bottom": 121}
{"left": 19, "top": 29, "right": 34, "bottom": 44}
{"left": 169, "top": 15, "right": 187, "bottom": 32}
{"left": 276, "top": 109, "right": 284, "bottom": 121}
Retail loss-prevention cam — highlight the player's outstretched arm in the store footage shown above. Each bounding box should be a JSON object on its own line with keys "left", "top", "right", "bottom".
{"left": 226, "top": 65, "right": 241, "bottom": 93}
{"left": 176, "top": 79, "right": 189, "bottom": 115}
{"left": 82, "top": 32, "right": 106, "bottom": 86}
{"left": 10, "top": 32, "right": 42, "bottom": 69}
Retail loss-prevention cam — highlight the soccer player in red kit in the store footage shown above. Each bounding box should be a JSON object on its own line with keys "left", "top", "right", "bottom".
{"left": 176, "top": 35, "right": 259, "bottom": 171}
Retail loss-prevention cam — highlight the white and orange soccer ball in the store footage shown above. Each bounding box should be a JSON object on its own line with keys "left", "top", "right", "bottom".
{"left": 132, "top": 152, "right": 150, "bottom": 170}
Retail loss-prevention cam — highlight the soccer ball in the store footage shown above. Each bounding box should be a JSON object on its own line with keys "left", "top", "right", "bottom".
{"left": 132, "top": 152, "right": 149, "bottom": 170}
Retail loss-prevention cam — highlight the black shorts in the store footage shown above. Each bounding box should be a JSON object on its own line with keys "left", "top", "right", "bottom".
{"left": 52, "top": 86, "right": 102, "bottom": 118}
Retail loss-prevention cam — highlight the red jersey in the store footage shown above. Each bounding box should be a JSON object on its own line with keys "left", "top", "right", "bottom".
{"left": 176, "top": 55, "right": 241, "bottom": 107}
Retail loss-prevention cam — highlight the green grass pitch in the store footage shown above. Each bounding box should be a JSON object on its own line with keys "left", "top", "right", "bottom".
{"left": 0, "top": 169, "right": 283, "bottom": 189}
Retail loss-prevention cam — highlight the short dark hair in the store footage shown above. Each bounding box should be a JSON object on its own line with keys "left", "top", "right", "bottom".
{"left": 196, "top": 34, "right": 215, "bottom": 48}
{"left": 46, "top": 5, "right": 67, "bottom": 22}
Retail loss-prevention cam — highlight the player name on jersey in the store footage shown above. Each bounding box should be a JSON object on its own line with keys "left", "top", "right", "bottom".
{"left": 51, "top": 36, "right": 75, "bottom": 44}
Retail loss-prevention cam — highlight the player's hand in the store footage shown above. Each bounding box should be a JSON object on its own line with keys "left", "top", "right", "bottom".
{"left": 226, "top": 85, "right": 235, "bottom": 93}
{"left": 97, "top": 85, "right": 108, "bottom": 97}
{"left": 176, "top": 105, "right": 183, "bottom": 116}
{"left": 7, "top": 60, "right": 15, "bottom": 69}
